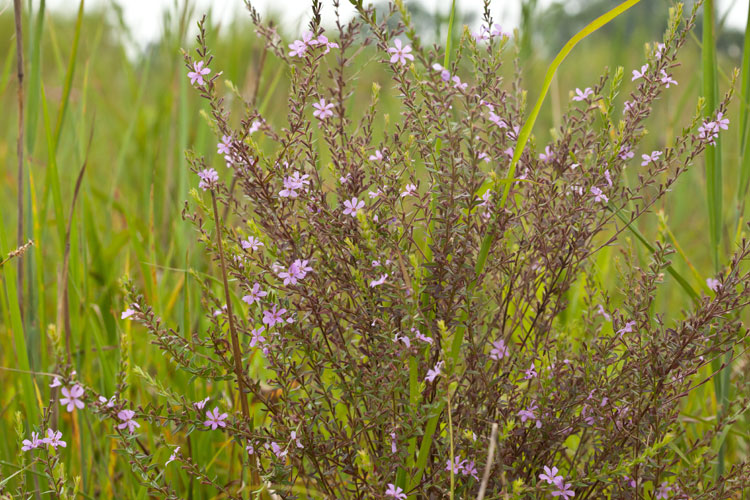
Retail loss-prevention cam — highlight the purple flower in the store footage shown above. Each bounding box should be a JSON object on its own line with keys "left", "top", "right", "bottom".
{"left": 641, "top": 150, "right": 662, "bottom": 166}
{"left": 269, "top": 441, "right": 288, "bottom": 459}
{"left": 631, "top": 64, "right": 648, "bottom": 81}
{"left": 572, "top": 87, "right": 593, "bottom": 102}
{"left": 388, "top": 39, "right": 414, "bottom": 65}
{"left": 288, "top": 39, "right": 308, "bottom": 58}
{"left": 60, "top": 384, "right": 85, "bottom": 412}
{"left": 22, "top": 432, "right": 43, "bottom": 451}
{"left": 369, "top": 273, "right": 388, "bottom": 288}
{"left": 518, "top": 403, "right": 541, "bottom": 427}
{"left": 246, "top": 443, "right": 255, "bottom": 455}
{"left": 462, "top": 459, "right": 479, "bottom": 480}
{"left": 343, "top": 197, "right": 365, "bottom": 217}
{"left": 187, "top": 60, "right": 211, "bottom": 86}
{"left": 655, "top": 481, "right": 672, "bottom": 499}
{"left": 660, "top": 70, "right": 677, "bottom": 88}
{"left": 241, "top": 236, "right": 263, "bottom": 251}
{"left": 597, "top": 304, "right": 612, "bottom": 321}
{"left": 204, "top": 407, "right": 228, "bottom": 430}
{"left": 291, "top": 430, "right": 304, "bottom": 449}
{"left": 552, "top": 478, "right": 575, "bottom": 499}
{"left": 425, "top": 360, "right": 444, "bottom": 383}
{"left": 50, "top": 376, "right": 62, "bottom": 388}
{"left": 655, "top": 42, "right": 666, "bottom": 59}
{"left": 432, "top": 63, "right": 451, "bottom": 81}
{"left": 524, "top": 362, "right": 538, "bottom": 380}
{"left": 243, "top": 283, "right": 268, "bottom": 305}
{"left": 249, "top": 327, "right": 266, "bottom": 348}
{"left": 312, "top": 98, "right": 335, "bottom": 121}
{"left": 217, "top": 135, "right": 232, "bottom": 156}
{"left": 451, "top": 75, "right": 467, "bottom": 91}
{"left": 619, "top": 144, "right": 634, "bottom": 160}
{"left": 99, "top": 395, "right": 116, "bottom": 407}
{"left": 706, "top": 277, "right": 721, "bottom": 292}
{"left": 539, "top": 145, "right": 554, "bottom": 163}
{"left": 43, "top": 429, "right": 67, "bottom": 449}
{"left": 369, "top": 149, "right": 384, "bottom": 161}
{"left": 262, "top": 305, "right": 288, "bottom": 327}
{"left": 394, "top": 333, "right": 411, "bottom": 348}
{"left": 488, "top": 111, "right": 507, "bottom": 128}
{"left": 121, "top": 308, "right": 136, "bottom": 320}
{"left": 590, "top": 186, "right": 609, "bottom": 204}
{"left": 401, "top": 183, "right": 417, "bottom": 198}
{"left": 617, "top": 320, "right": 637, "bottom": 336}
{"left": 415, "top": 331, "right": 433, "bottom": 344}
{"left": 117, "top": 409, "right": 140, "bottom": 434}
{"left": 198, "top": 168, "right": 219, "bottom": 191}
{"left": 604, "top": 170, "right": 613, "bottom": 187}
{"left": 539, "top": 466, "right": 563, "bottom": 485}
{"left": 193, "top": 397, "right": 210, "bottom": 410}
{"left": 279, "top": 171, "right": 311, "bottom": 198}
{"left": 489, "top": 339, "right": 508, "bottom": 360}
{"left": 385, "top": 484, "right": 407, "bottom": 500}
{"left": 445, "top": 456, "right": 466, "bottom": 474}
{"left": 166, "top": 446, "right": 180, "bottom": 466}
{"left": 278, "top": 259, "right": 313, "bottom": 285}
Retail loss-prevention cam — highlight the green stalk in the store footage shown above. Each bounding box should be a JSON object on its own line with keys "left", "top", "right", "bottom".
{"left": 703, "top": 0, "right": 721, "bottom": 272}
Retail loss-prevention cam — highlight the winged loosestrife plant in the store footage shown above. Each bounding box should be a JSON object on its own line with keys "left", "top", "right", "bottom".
{"left": 9, "top": 1, "right": 750, "bottom": 499}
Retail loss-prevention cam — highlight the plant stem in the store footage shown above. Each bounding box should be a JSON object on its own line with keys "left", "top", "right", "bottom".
{"left": 13, "top": 0, "right": 25, "bottom": 321}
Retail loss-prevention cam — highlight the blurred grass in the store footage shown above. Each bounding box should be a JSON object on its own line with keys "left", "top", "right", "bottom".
{"left": 0, "top": 0, "right": 749, "bottom": 496}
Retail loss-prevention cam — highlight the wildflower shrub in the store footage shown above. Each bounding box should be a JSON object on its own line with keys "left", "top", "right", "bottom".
{"left": 12, "top": 1, "right": 750, "bottom": 499}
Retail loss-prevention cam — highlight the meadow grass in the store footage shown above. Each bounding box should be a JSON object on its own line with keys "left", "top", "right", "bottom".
{"left": 1, "top": 0, "right": 749, "bottom": 497}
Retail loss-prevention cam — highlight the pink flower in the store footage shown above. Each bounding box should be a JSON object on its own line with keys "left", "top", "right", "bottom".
{"left": 655, "top": 42, "right": 666, "bottom": 59}
{"left": 343, "top": 197, "right": 365, "bottom": 217}
{"left": 539, "top": 145, "right": 554, "bottom": 163}
{"left": 524, "top": 362, "right": 538, "bottom": 380}
{"left": 415, "top": 331, "right": 433, "bottom": 344}
{"left": 445, "top": 456, "right": 465, "bottom": 474}
{"left": 50, "top": 376, "right": 62, "bottom": 388}
{"left": 246, "top": 443, "right": 255, "bottom": 455}
{"left": 99, "top": 395, "right": 116, "bottom": 407}
{"left": 655, "top": 481, "right": 672, "bottom": 499}
{"left": 249, "top": 327, "right": 266, "bottom": 348}
{"left": 269, "top": 441, "right": 288, "bottom": 459}
{"left": 243, "top": 283, "right": 268, "bottom": 305}
{"left": 291, "top": 430, "right": 304, "bottom": 449}
{"left": 590, "top": 186, "right": 609, "bottom": 204}
{"left": 401, "top": 183, "right": 417, "bottom": 197}
{"left": 369, "top": 274, "right": 388, "bottom": 288}
{"left": 490, "top": 339, "right": 508, "bottom": 360}
{"left": 619, "top": 144, "right": 634, "bottom": 160}
{"left": 597, "top": 304, "right": 612, "bottom": 321}
{"left": 278, "top": 259, "right": 313, "bottom": 285}
{"left": 518, "top": 403, "right": 541, "bottom": 427}
{"left": 166, "top": 446, "right": 180, "bottom": 466}
{"left": 432, "top": 63, "right": 451, "bottom": 81}
{"left": 451, "top": 75, "right": 467, "bottom": 91}
{"left": 187, "top": 60, "right": 211, "bottom": 86}
{"left": 312, "top": 98, "right": 335, "bottom": 121}
{"left": 387, "top": 39, "right": 414, "bottom": 65}
{"left": 279, "top": 171, "right": 311, "bottom": 198}
{"left": 617, "top": 320, "right": 637, "bottom": 336}
{"left": 539, "top": 466, "right": 563, "bottom": 485}
{"left": 641, "top": 150, "right": 662, "bottom": 166}
{"left": 488, "top": 111, "right": 507, "bottom": 128}
{"left": 198, "top": 168, "right": 219, "bottom": 191}
{"left": 241, "top": 236, "right": 263, "bottom": 251}
{"left": 552, "top": 478, "right": 575, "bottom": 499}
{"left": 117, "top": 409, "right": 140, "bottom": 434}
{"left": 390, "top": 431, "right": 398, "bottom": 453}
{"left": 369, "top": 150, "right": 384, "bottom": 161}
{"left": 204, "top": 407, "right": 228, "bottom": 430}
{"left": 217, "top": 135, "right": 232, "bottom": 156}
{"left": 462, "top": 460, "right": 479, "bottom": 480}
{"left": 706, "top": 277, "right": 721, "bottom": 292}
{"left": 121, "top": 308, "right": 136, "bottom": 320}
{"left": 491, "top": 24, "right": 510, "bottom": 38}
{"left": 60, "top": 384, "right": 85, "bottom": 412}
{"left": 425, "top": 360, "right": 444, "bottom": 383}
{"left": 660, "top": 69, "right": 678, "bottom": 88}
{"left": 22, "top": 432, "right": 43, "bottom": 451}
{"left": 631, "top": 64, "right": 648, "bottom": 81}
{"left": 385, "top": 484, "right": 407, "bottom": 500}
{"left": 604, "top": 170, "right": 612, "bottom": 187}
{"left": 288, "top": 39, "right": 308, "bottom": 57}
{"left": 262, "top": 305, "right": 288, "bottom": 327}
{"left": 572, "top": 87, "right": 593, "bottom": 102}
{"left": 43, "top": 429, "right": 67, "bottom": 449}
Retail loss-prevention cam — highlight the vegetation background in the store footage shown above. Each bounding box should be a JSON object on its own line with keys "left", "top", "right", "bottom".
{"left": 1, "top": 0, "right": 749, "bottom": 497}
